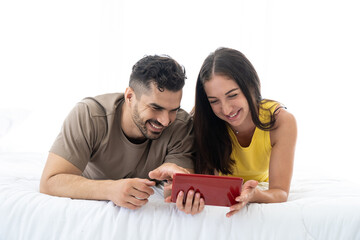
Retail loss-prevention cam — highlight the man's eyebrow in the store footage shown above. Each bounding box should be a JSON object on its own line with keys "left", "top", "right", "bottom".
{"left": 149, "top": 103, "right": 180, "bottom": 111}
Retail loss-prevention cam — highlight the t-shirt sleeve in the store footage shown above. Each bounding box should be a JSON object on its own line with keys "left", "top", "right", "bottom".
{"left": 164, "top": 115, "right": 195, "bottom": 170}
{"left": 50, "top": 102, "right": 104, "bottom": 171}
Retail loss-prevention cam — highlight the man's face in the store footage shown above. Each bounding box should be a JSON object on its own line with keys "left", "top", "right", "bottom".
{"left": 131, "top": 83, "right": 182, "bottom": 140}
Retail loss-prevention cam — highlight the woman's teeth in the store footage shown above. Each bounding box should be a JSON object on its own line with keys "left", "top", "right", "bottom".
{"left": 229, "top": 111, "right": 238, "bottom": 118}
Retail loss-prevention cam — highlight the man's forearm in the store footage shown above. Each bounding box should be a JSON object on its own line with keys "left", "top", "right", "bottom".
{"left": 40, "top": 173, "right": 113, "bottom": 201}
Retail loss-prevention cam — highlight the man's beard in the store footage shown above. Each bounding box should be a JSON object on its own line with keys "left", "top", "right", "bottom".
{"left": 132, "top": 105, "right": 164, "bottom": 140}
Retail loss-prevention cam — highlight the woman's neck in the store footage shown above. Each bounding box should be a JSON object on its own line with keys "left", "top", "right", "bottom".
{"left": 230, "top": 112, "right": 255, "bottom": 135}
{"left": 230, "top": 115, "right": 256, "bottom": 147}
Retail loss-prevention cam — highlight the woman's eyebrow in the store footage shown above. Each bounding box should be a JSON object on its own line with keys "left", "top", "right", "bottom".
{"left": 225, "top": 88, "right": 239, "bottom": 95}
{"left": 207, "top": 88, "right": 239, "bottom": 99}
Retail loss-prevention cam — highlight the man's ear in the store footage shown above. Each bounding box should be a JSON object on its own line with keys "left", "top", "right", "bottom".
{"left": 124, "top": 87, "right": 135, "bottom": 104}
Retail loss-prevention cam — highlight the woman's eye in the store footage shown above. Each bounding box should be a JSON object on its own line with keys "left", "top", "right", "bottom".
{"left": 209, "top": 100, "right": 219, "bottom": 104}
{"left": 229, "top": 94, "right": 237, "bottom": 98}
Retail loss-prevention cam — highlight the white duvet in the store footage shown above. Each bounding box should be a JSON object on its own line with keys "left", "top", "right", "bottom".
{"left": 1, "top": 152, "right": 360, "bottom": 240}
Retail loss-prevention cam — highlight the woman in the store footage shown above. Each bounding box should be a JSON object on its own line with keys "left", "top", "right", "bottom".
{"left": 193, "top": 47, "right": 297, "bottom": 217}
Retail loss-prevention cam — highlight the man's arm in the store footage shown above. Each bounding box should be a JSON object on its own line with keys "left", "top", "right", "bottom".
{"left": 40, "top": 152, "right": 155, "bottom": 209}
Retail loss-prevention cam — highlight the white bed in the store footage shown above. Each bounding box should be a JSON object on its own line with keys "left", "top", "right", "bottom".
{"left": 1, "top": 110, "right": 360, "bottom": 240}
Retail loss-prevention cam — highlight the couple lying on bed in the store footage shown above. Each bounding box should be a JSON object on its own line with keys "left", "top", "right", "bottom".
{"left": 39, "top": 47, "right": 297, "bottom": 218}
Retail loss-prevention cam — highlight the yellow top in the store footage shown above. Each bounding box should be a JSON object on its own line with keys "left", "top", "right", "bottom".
{"left": 220, "top": 101, "right": 279, "bottom": 182}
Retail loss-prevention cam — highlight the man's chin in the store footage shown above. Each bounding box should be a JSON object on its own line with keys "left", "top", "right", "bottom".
{"left": 146, "top": 131, "right": 163, "bottom": 140}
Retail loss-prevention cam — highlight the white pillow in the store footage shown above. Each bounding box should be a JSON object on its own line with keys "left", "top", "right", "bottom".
{"left": 0, "top": 109, "right": 31, "bottom": 138}
{"left": 0, "top": 109, "right": 64, "bottom": 153}
{"left": 0, "top": 115, "right": 11, "bottom": 138}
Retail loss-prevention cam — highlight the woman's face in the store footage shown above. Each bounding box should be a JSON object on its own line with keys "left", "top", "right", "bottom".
{"left": 203, "top": 74, "right": 251, "bottom": 128}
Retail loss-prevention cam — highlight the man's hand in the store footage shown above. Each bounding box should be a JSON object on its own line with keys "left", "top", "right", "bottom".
{"left": 108, "top": 178, "right": 155, "bottom": 210}
{"left": 149, "top": 162, "right": 190, "bottom": 198}
{"left": 41, "top": 153, "right": 156, "bottom": 211}
{"left": 148, "top": 162, "right": 190, "bottom": 182}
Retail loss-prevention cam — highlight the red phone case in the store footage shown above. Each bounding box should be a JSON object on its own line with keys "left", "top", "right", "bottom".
{"left": 171, "top": 173, "right": 243, "bottom": 207}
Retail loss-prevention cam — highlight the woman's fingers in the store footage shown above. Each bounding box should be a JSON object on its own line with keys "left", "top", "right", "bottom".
{"left": 191, "top": 192, "right": 205, "bottom": 215}
{"left": 175, "top": 190, "right": 205, "bottom": 215}
{"left": 183, "top": 190, "right": 195, "bottom": 213}
{"left": 226, "top": 201, "right": 247, "bottom": 217}
{"left": 175, "top": 191, "right": 185, "bottom": 210}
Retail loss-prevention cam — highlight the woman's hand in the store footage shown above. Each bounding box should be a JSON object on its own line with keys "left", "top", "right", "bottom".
{"left": 149, "top": 163, "right": 205, "bottom": 215}
{"left": 165, "top": 189, "right": 205, "bottom": 215}
{"left": 226, "top": 180, "right": 258, "bottom": 217}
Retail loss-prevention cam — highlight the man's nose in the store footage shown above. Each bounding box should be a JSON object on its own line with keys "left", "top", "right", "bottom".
{"left": 157, "top": 111, "right": 171, "bottom": 127}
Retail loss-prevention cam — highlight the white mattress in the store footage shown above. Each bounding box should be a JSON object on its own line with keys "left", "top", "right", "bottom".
{"left": 1, "top": 152, "right": 360, "bottom": 240}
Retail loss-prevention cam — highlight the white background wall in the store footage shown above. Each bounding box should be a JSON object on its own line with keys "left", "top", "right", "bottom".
{"left": 1, "top": 0, "right": 359, "bottom": 181}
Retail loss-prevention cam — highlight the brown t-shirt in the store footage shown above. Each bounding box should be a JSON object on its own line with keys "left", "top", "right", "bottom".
{"left": 50, "top": 93, "right": 195, "bottom": 180}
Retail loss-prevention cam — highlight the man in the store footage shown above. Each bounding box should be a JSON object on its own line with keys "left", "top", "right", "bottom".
{"left": 40, "top": 55, "right": 204, "bottom": 215}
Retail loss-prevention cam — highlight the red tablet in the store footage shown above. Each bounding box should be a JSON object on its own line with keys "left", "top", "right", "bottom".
{"left": 171, "top": 173, "right": 244, "bottom": 207}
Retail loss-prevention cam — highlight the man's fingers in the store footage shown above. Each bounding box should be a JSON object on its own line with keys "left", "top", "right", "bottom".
{"left": 110, "top": 178, "right": 156, "bottom": 209}
{"left": 139, "top": 178, "right": 156, "bottom": 186}
{"left": 132, "top": 179, "right": 155, "bottom": 196}
{"left": 121, "top": 179, "right": 155, "bottom": 203}
{"left": 164, "top": 195, "right": 172, "bottom": 203}
{"left": 129, "top": 188, "right": 151, "bottom": 200}
{"left": 148, "top": 169, "right": 159, "bottom": 180}
{"left": 164, "top": 183, "right": 172, "bottom": 191}
{"left": 112, "top": 194, "right": 147, "bottom": 209}
{"left": 127, "top": 196, "right": 149, "bottom": 207}
{"left": 148, "top": 168, "right": 172, "bottom": 180}
{"left": 123, "top": 203, "right": 140, "bottom": 210}
{"left": 148, "top": 163, "right": 191, "bottom": 181}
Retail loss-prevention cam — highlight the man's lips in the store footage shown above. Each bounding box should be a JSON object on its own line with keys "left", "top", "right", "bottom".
{"left": 148, "top": 121, "right": 164, "bottom": 132}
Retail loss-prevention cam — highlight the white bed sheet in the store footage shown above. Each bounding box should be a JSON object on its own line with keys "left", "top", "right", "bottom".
{"left": 1, "top": 152, "right": 360, "bottom": 240}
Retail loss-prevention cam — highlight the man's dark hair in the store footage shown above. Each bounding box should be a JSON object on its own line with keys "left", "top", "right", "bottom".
{"left": 129, "top": 55, "right": 186, "bottom": 96}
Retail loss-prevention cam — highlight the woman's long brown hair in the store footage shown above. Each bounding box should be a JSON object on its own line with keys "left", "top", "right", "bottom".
{"left": 193, "top": 47, "right": 277, "bottom": 174}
